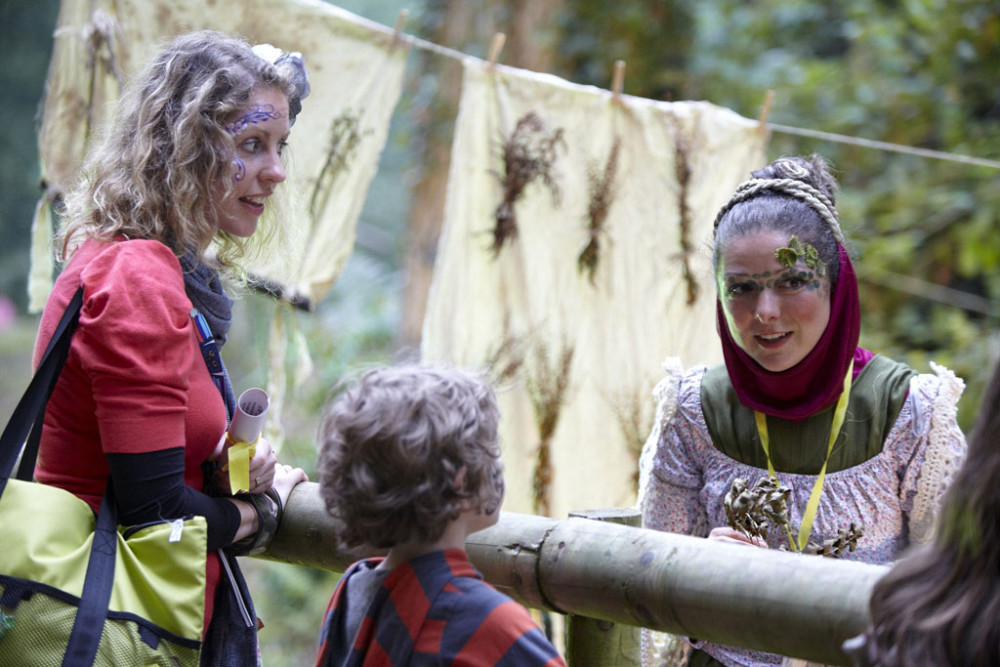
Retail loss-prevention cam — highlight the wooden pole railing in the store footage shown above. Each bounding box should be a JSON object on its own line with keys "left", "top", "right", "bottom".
{"left": 261, "top": 482, "right": 885, "bottom": 666}
{"left": 564, "top": 508, "right": 641, "bottom": 665}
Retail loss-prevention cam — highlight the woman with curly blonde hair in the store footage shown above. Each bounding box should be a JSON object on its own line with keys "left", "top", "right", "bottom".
{"left": 33, "top": 30, "right": 309, "bottom": 664}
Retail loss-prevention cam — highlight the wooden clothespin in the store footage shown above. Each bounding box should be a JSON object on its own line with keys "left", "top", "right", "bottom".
{"left": 487, "top": 32, "right": 506, "bottom": 70}
{"left": 757, "top": 89, "right": 775, "bottom": 134}
{"left": 611, "top": 60, "right": 626, "bottom": 103}
{"left": 392, "top": 8, "right": 409, "bottom": 48}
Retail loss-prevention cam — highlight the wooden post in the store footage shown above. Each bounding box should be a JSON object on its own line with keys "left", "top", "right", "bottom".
{"left": 565, "top": 509, "right": 641, "bottom": 666}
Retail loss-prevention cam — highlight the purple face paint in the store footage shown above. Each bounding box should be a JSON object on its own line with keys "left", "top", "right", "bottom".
{"left": 233, "top": 157, "right": 246, "bottom": 182}
{"left": 224, "top": 104, "right": 283, "bottom": 136}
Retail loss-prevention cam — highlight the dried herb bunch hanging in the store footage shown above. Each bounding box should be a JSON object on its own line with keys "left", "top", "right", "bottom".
{"left": 723, "top": 476, "right": 864, "bottom": 558}
{"left": 84, "top": 14, "right": 125, "bottom": 144}
{"left": 578, "top": 137, "right": 621, "bottom": 284}
{"left": 672, "top": 124, "right": 699, "bottom": 305}
{"left": 484, "top": 327, "right": 527, "bottom": 387}
{"left": 309, "top": 112, "right": 364, "bottom": 219}
{"left": 491, "top": 112, "right": 565, "bottom": 257}
{"left": 608, "top": 383, "right": 654, "bottom": 491}
{"left": 525, "top": 340, "right": 575, "bottom": 516}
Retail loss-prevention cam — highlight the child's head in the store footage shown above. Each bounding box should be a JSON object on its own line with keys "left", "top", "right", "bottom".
{"left": 317, "top": 365, "right": 505, "bottom": 550}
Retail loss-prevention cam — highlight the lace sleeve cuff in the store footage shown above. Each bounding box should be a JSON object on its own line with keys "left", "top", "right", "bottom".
{"left": 909, "top": 363, "right": 967, "bottom": 544}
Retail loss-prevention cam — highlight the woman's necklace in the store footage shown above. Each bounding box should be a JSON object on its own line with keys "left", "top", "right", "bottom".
{"left": 754, "top": 360, "right": 853, "bottom": 552}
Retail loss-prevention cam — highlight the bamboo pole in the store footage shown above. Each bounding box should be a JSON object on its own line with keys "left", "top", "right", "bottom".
{"left": 260, "top": 483, "right": 885, "bottom": 665}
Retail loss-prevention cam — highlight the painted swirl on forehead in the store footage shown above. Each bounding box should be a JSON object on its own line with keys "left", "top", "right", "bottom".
{"left": 232, "top": 157, "right": 246, "bottom": 182}
{"left": 724, "top": 266, "right": 822, "bottom": 295}
{"left": 224, "top": 104, "right": 283, "bottom": 136}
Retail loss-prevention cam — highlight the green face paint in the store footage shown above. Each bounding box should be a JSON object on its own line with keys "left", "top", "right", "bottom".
{"left": 724, "top": 267, "right": 822, "bottom": 297}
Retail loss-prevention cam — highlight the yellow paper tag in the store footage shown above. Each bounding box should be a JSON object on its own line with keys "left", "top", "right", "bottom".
{"left": 226, "top": 440, "right": 256, "bottom": 493}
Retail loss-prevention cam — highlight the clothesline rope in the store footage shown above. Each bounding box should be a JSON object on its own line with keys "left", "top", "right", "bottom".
{"left": 767, "top": 123, "right": 1000, "bottom": 170}
{"left": 392, "top": 29, "right": 1000, "bottom": 171}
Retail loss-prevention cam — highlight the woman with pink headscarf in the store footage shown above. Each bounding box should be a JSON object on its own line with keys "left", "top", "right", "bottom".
{"left": 638, "top": 155, "right": 967, "bottom": 667}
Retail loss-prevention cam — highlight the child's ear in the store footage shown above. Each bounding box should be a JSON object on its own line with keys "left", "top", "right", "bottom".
{"left": 453, "top": 465, "right": 482, "bottom": 513}
{"left": 452, "top": 465, "right": 468, "bottom": 494}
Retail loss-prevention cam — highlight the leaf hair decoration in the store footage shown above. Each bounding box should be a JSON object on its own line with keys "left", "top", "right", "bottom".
{"left": 775, "top": 235, "right": 825, "bottom": 276}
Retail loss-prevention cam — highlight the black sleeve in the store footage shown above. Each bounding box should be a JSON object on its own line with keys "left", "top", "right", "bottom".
{"left": 106, "top": 448, "right": 242, "bottom": 550}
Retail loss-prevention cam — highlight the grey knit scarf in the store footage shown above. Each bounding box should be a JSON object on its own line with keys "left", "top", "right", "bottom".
{"left": 179, "top": 252, "right": 233, "bottom": 345}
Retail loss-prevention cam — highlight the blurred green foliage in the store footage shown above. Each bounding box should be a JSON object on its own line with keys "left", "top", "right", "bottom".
{"left": 2, "top": 0, "right": 999, "bottom": 661}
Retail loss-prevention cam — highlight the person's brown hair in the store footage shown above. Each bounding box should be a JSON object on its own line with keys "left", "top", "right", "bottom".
{"left": 861, "top": 358, "right": 1000, "bottom": 665}
{"left": 317, "top": 365, "right": 504, "bottom": 550}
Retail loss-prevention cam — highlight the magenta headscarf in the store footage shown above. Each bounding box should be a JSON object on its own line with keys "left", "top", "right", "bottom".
{"left": 717, "top": 246, "right": 868, "bottom": 421}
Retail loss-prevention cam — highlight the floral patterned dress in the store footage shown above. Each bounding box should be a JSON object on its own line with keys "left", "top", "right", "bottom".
{"left": 636, "top": 356, "right": 966, "bottom": 667}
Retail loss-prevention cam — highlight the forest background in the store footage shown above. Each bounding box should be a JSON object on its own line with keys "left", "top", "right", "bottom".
{"left": 1, "top": 0, "right": 998, "bottom": 662}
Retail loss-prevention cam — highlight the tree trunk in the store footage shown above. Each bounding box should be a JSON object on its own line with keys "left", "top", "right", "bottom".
{"left": 396, "top": 0, "right": 486, "bottom": 350}
{"left": 507, "top": 0, "right": 565, "bottom": 72}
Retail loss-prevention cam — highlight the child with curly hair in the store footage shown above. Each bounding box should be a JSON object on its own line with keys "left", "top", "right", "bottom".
{"left": 314, "top": 365, "right": 566, "bottom": 666}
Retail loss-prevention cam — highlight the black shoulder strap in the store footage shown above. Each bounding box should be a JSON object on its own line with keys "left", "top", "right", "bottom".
{"left": 0, "top": 286, "right": 84, "bottom": 492}
{"left": 0, "top": 287, "right": 158, "bottom": 666}
{"left": 63, "top": 480, "right": 119, "bottom": 666}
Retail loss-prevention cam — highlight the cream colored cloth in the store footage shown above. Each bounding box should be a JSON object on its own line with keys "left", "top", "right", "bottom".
{"left": 31, "top": 0, "right": 408, "bottom": 311}
{"left": 421, "top": 58, "right": 768, "bottom": 518}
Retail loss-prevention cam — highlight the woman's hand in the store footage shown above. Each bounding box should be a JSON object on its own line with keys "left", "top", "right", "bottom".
{"left": 271, "top": 463, "right": 308, "bottom": 508}
{"left": 247, "top": 439, "right": 279, "bottom": 493}
{"left": 212, "top": 436, "right": 281, "bottom": 495}
{"left": 248, "top": 442, "right": 309, "bottom": 505}
{"left": 708, "top": 526, "right": 768, "bottom": 548}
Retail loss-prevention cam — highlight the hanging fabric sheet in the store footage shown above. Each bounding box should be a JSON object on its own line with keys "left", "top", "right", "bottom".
{"left": 31, "top": 0, "right": 409, "bottom": 311}
{"left": 421, "top": 58, "right": 768, "bottom": 518}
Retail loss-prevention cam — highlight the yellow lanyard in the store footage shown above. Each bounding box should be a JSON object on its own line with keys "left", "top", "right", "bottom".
{"left": 754, "top": 360, "right": 854, "bottom": 552}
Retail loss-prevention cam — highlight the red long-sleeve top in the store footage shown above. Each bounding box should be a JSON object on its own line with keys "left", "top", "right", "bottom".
{"left": 33, "top": 238, "right": 233, "bottom": 628}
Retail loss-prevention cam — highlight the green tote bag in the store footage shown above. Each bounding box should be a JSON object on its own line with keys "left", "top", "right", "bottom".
{"left": 0, "top": 287, "right": 208, "bottom": 666}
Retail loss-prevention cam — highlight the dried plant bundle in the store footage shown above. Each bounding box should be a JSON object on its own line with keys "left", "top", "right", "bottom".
{"left": 491, "top": 112, "right": 565, "bottom": 257}
{"left": 578, "top": 137, "right": 621, "bottom": 284}
{"left": 724, "top": 476, "right": 865, "bottom": 558}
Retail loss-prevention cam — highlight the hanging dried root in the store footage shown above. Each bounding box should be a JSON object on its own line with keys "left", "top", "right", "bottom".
{"left": 483, "top": 328, "right": 527, "bottom": 386}
{"left": 671, "top": 118, "right": 699, "bottom": 305}
{"left": 724, "top": 476, "right": 791, "bottom": 542}
{"left": 578, "top": 137, "right": 621, "bottom": 284}
{"left": 310, "top": 112, "right": 364, "bottom": 219}
{"left": 532, "top": 439, "right": 554, "bottom": 517}
{"left": 607, "top": 383, "right": 654, "bottom": 492}
{"left": 491, "top": 112, "right": 565, "bottom": 257}
{"left": 525, "top": 341, "right": 575, "bottom": 516}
